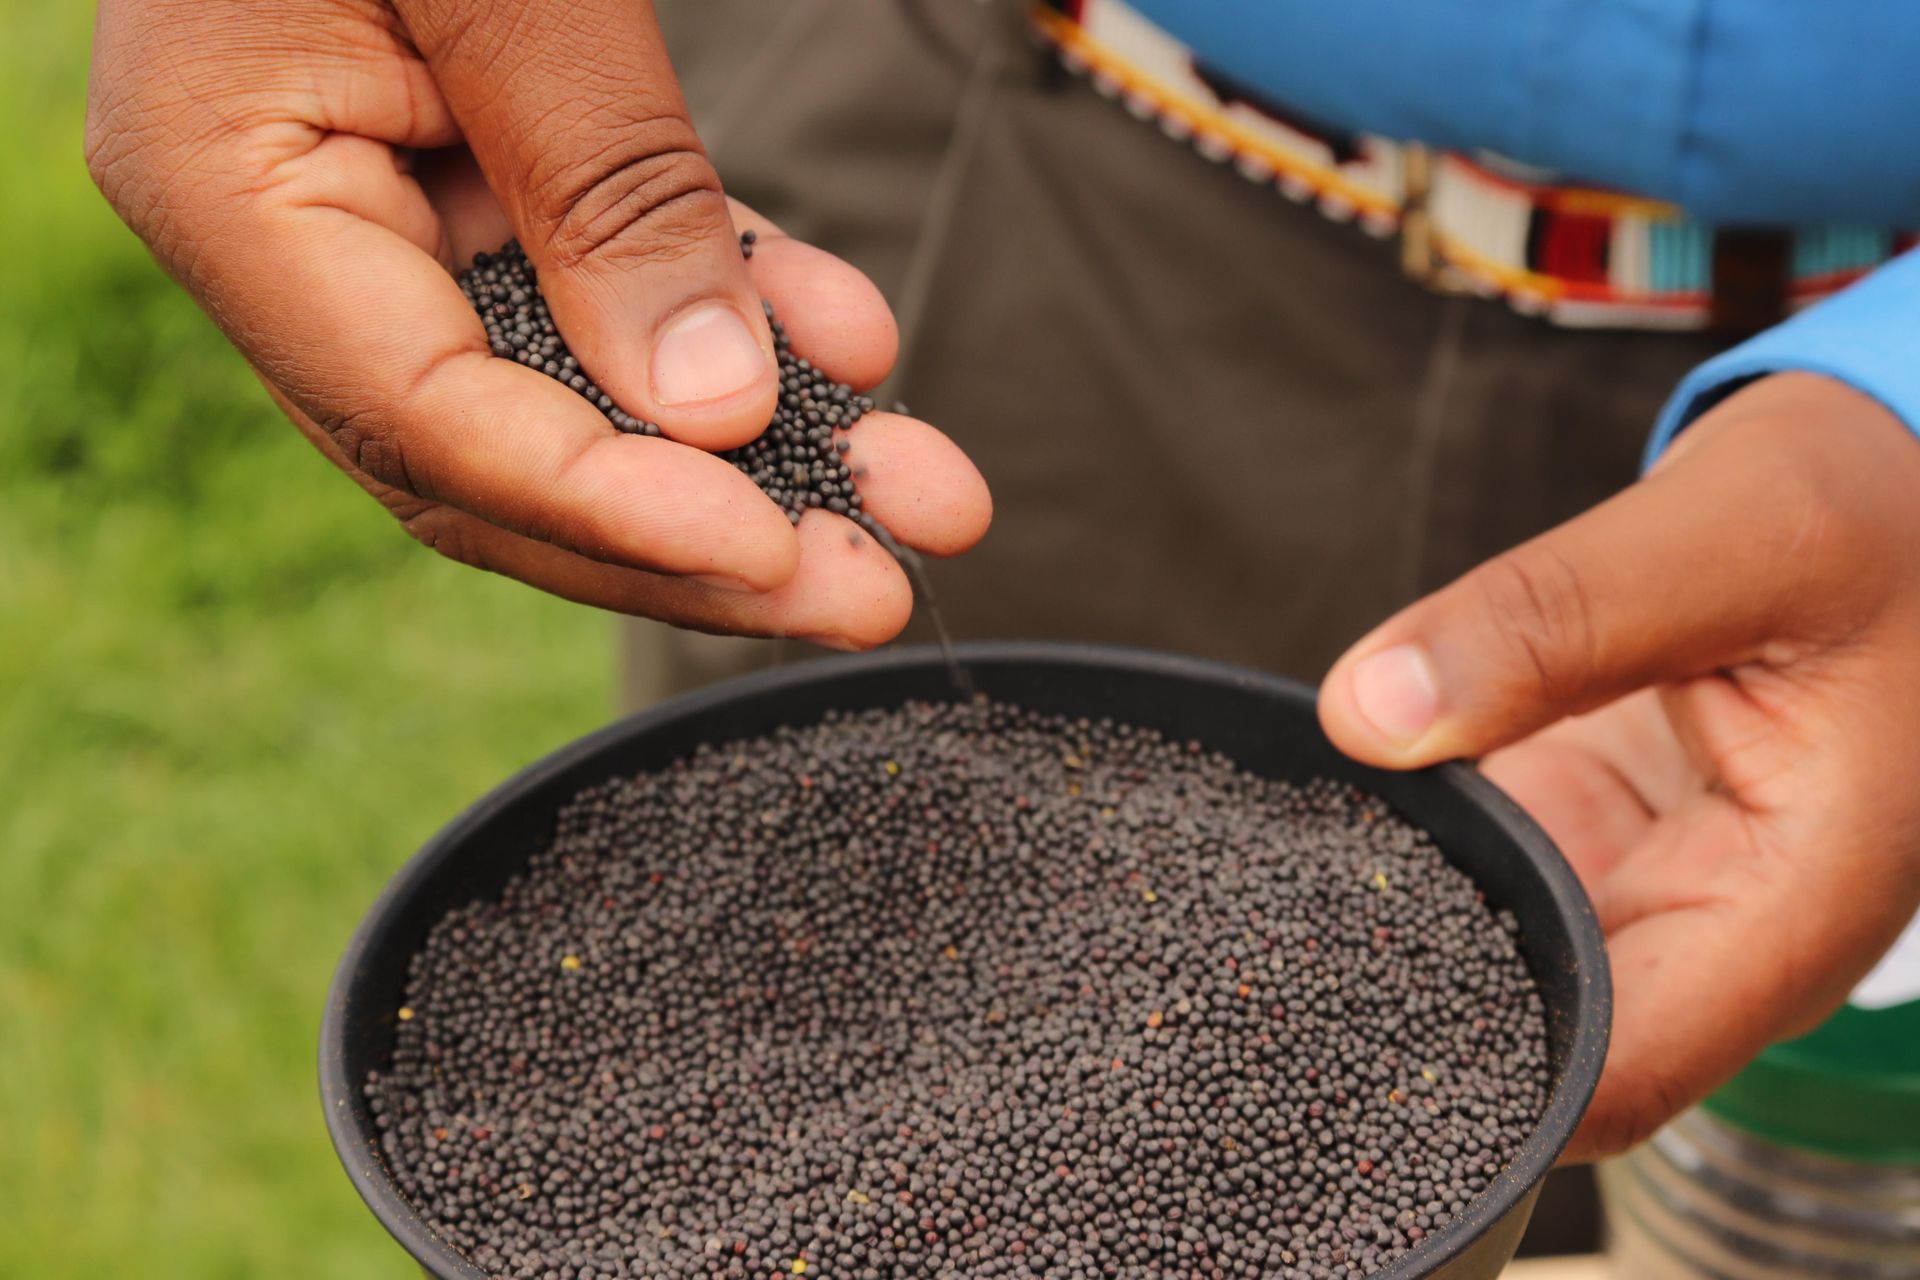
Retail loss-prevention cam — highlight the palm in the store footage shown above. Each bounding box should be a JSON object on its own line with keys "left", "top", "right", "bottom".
{"left": 1482, "top": 660, "right": 1907, "bottom": 1156}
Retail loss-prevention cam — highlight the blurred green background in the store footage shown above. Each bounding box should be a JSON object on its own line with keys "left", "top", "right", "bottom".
{"left": 0, "top": 7, "right": 613, "bottom": 1276}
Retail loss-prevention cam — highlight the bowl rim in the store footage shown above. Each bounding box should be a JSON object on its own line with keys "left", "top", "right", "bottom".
{"left": 320, "top": 641, "right": 1610, "bottom": 1279}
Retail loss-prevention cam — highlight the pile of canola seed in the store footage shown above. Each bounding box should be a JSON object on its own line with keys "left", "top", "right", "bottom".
{"left": 457, "top": 235, "right": 893, "bottom": 538}
{"left": 368, "top": 698, "right": 1551, "bottom": 1280}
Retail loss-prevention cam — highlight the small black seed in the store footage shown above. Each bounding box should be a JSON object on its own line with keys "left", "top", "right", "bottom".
{"left": 373, "top": 700, "right": 1550, "bottom": 1280}
{"left": 458, "top": 237, "right": 898, "bottom": 558}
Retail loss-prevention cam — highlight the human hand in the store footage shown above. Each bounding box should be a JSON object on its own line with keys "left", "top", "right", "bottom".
{"left": 1317, "top": 372, "right": 1920, "bottom": 1161}
{"left": 85, "top": 0, "right": 989, "bottom": 647}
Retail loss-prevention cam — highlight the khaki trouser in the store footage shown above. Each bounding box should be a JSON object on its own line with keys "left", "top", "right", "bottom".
{"left": 626, "top": 0, "right": 1722, "bottom": 708}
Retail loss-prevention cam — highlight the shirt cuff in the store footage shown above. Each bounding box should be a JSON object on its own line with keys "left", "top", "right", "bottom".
{"left": 1646, "top": 247, "right": 1920, "bottom": 468}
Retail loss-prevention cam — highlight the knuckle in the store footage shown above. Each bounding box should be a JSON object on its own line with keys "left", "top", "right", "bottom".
{"left": 401, "top": 509, "right": 480, "bottom": 569}
{"left": 83, "top": 89, "right": 159, "bottom": 212}
{"left": 320, "top": 408, "right": 426, "bottom": 498}
{"left": 1469, "top": 546, "right": 1599, "bottom": 704}
{"left": 1602, "top": 1063, "right": 1692, "bottom": 1155}
{"left": 521, "top": 447, "right": 595, "bottom": 550}
{"left": 1584, "top": 1096, "right": 1667, "bottom": 1160}
{"left": 1766, "top": 449, "right": 1856, "bottom": 569}
{"left": 82, "top": 112, "right": 118, "bottom": 197}
{"left": 532, "top": 117, "right": 724, "bottom": 271}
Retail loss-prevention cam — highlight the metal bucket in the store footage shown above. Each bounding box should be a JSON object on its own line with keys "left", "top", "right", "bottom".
{"left": 1602, "top": 1109, "right": 1920, "bottom": 1278}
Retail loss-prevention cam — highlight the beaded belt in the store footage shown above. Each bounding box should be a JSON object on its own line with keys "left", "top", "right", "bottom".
{"left": 1030, "top": 0, "right": 1913, "bottom": 333}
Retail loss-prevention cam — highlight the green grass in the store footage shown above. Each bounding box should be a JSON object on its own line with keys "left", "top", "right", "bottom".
{"left": 0, "top": 8, "right": 613, "bottom": 1276}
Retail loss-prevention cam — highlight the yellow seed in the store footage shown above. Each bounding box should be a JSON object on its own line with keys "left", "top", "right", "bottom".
{"left": 1141, "top": 889, "right": 1159, "bottom": 904}
{"left": 560, "top": 954, "right": 582, "bottom": 971}
{"left": 397, "top": 1006, "right": 414, "bottom": 1022}
{"left": 846, "top": 1189, "right": 871, "bottom": 1205}
{"left": 1421, "top": 1068, "right": 1437, "bottom": 1083}
{"left": 942, "top": 945, "right": 960, "bottom": 961}
{"left": 791, "top": 1260, "right": 808, "bottom": 1274}
{"left": 884, "top": 761, "right": 900, "bottom": 777}
{"left": 517, "top": 1183, "right": 533, "bottom": 1200}
{"left": 1372, "top": 872, "right": 1390, "bottom": 891}
{"left": 1100, "top": 806, "right": 1116, "bottom": 819}
{"left": 1067, "top": 782, "right": 1082, "bottom": 797}
{"left": 1063, "top": 753, "right": 1084, "bottom": 769}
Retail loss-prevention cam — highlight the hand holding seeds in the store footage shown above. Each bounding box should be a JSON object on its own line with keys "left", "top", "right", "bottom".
{"left": 1318, "top": 372, "right": 1920, "bottom": 1161}
{"left": 85, "top": 0, "right": 990, "bottom": 647}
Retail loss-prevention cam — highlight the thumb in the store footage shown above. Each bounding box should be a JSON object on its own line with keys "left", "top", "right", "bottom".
{"left": 396, "top": 0, "right": 777, "bottom": 449}
{"left": 1318, "top": 418, "right": 1852, "bottom": 768}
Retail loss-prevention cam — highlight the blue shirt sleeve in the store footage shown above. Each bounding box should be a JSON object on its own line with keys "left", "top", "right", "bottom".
{"left": 1645, "top": 250, "right": 1920, "bottom": 466}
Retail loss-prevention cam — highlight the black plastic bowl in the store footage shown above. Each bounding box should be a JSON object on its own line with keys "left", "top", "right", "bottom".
{"left": 321, "top": 643, "right": 1610, "bottom": 1280}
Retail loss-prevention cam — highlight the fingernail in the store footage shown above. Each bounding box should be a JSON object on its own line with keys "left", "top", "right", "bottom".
{"left": 693, "top": 572, "right": 758, "bottom": 594}
{"left": 651, "top": 304, "right": 768, "bottom": 406}
{"left": 1350, "top": 645, "right": 1438, "bottom": 747}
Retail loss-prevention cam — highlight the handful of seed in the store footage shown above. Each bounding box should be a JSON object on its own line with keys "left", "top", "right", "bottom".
{"left": 458, "top": 236, "right": 892, "bottom": 538}
{"left": 369, "top": 699, "right": 1550, "bottom": 1280}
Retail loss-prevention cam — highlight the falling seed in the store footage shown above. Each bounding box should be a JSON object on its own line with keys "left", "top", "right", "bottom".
{"left": 396, "top": 1006, "right": 414, "bottom": 1022}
